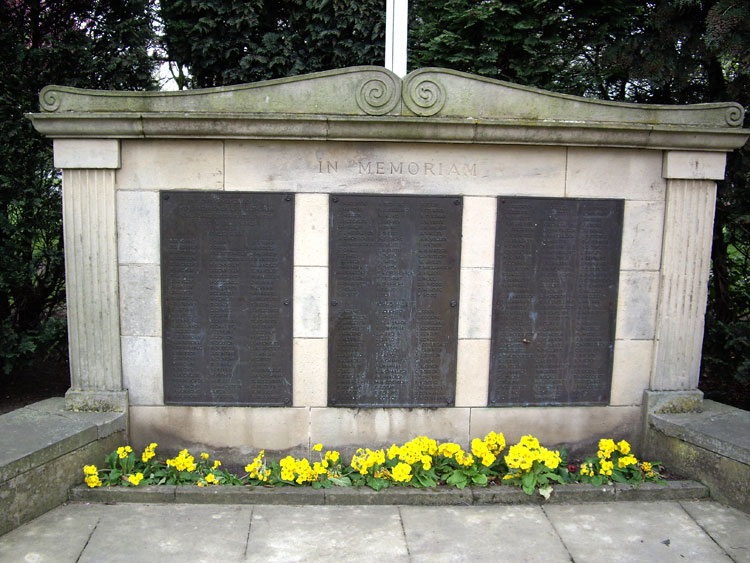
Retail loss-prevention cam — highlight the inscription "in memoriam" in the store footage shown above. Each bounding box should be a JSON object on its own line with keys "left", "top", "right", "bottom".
{"left": 328, "top": 194, "right": 462, "bottom": 407}
{"left": 318, "top": 160, "right": 477, "bottom": 177}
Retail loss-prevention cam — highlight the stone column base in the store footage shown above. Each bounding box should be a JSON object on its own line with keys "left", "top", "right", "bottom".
{"left": 65, "top": 389, "right": 129, "bottom": 413}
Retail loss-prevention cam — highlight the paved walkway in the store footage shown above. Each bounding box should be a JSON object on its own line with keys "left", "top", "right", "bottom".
{"left": 0, "top": 500, "right": 748, "bottom": 562}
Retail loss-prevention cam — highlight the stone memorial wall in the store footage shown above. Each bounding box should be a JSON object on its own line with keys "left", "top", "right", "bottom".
{"left": 29, "top": 67, "right": 748, "bottom": 460}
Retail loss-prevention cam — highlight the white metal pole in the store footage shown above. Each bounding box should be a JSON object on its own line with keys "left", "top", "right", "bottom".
{"left": 385, "top": 0, "right": 408, "bottom": 77}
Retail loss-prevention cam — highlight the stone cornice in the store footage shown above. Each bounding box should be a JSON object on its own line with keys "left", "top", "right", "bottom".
{"left": 28, "top": 66, "right": 749, "bottom": 151}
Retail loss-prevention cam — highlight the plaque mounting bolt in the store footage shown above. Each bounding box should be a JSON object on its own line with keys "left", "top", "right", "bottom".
{"left": 283, "top": 299, "right": 290, "bottom": 306}
{"left": 163, "top": 194, "right": 170, "bottom": 200}
{"left": 453, "top": 199, "right": 461, "bottom": 206}
{"left": 331, "top": 300, "right": 338, "bottom": 307}
{"left": 332, "top": 196, "right": 339, "bottom": 203}
{"left": 285, "top": 195, "right": 292, "bottom": 201}
{"left": 450, "top": 300, "right": 457, "bottom": 307}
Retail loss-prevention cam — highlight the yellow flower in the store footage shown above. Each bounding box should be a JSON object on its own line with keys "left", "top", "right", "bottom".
{"left": 481, "top": 453, "right": 496, "bottom": 467}
{"left": 128, "top": 472, "right": 144, "bottom": 486}
{"left": 617, "top": 440, "right": 631, "bottom": 455}
{"left": 618, "top": 455, "right": 637, "bottom": 468}
{"left": 117, "top": 446, "right": 129, "bottom": 459}
{"left": 205, "top": 473, "right": 216, "bottom": 484}
{"left": 201, "top": 452, "right": 210, "bottom": 460}
{"left": 212, "top": 460, "right": 221, "bottom": 470}
{"left": 391, "top": 462, "right": 413, "bottom": 483}
{"left": 312, "top": 443, "right": 323, "bottom": 452}
{"left": 599, "top": 460, "right": 614, "bottom": 476}
{"left": 641, "top": 461, "right": 653, "bottom": 472}
{"left": 83, "top": 465, "right": 98, "bottom": 476}
{"left": 85, "top": 474, "right": 102, "bottom": 488}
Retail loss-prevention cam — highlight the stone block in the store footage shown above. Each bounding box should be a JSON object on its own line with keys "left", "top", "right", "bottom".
{"left": 129, "top": 406, "right": 310, "bottom": 463}
{"left": 455, "top": 339, "right": 490, "bottom": 407}
{"left": 53, "top": 139, "right": 120, "bottom": 169}
{"left": 469, "top": 406, "right": 641, "bottom": 454}
{"left": 471, "top": 485, "right": 539, "bottom": 505}
{"left": 620, "top": 200, "right": 664, "bottom": 271}
{"left": 610, "top": 340, "right": 653, "bottom": 406}
{"left": 545, "top": 482, "right": 615, "bottom": 504}
{"left": 310, "top": 408, "right": 471, "bottom": 450}
{"left": 663, "top": 151, "right": 727, "bottom": 180}
{"left": 0, "top": 431, "right": 124, "bottom": 536}
{"left": 615, "top": 270, "right": 659, "bottom": 340}
{"left": 566, "top": 147, "right": 666, "bottom": 201}
{"left": 460, "top": 197, "right": 497, "bottom": 268}
{"left": 294, "top": 194, "right": 329, "bottom": 267}
{"left": 116, "top": 190, "right": 160, "bottom": 264}
{"left": 118, "top": 140, "right": 223, "bottom": 190}
{"left": 69, "top": 484, "right": 177, "bottom": 504}
{"left": 293, "top": 266, "right": 328, "bottom": 338}
{"left": 65, "top": 390, "right": 128, "bottom": 413}
{"left": 642, "top": 389, "right": 704, "bottom": 414}
{"left": 225, "top": 141, "right": 566, "bottom": 197}
{"left": 293, "top": 338, "right": 327, "bottom": 407}
{"left": 680, "top": 499, "right": 750, "bottom": 562}
{"left": 614, "top": 481, "right": 708, "bottom": 502}
{"left": 325, "top": 487, "right": 473, "bottom": 506}
{"left": 457, "top": 268, "right": 493, "bottom": 339}
{"left": 121, "top": 336, "right": 163, "bottom": 406}
{"left": 118, "top": 264, "right": 161, "bottom": 337}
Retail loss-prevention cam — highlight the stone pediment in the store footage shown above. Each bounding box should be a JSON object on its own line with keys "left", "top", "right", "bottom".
{"left": 29, "top": 66, "right": 748, "bottom": 150}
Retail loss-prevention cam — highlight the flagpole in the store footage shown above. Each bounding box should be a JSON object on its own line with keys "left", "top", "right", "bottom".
{"left": 385, "top": 0, "right": 408, "bottom": 77}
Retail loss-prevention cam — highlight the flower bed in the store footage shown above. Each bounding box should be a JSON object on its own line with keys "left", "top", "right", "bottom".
{"left": 82, "top": 433, "right": 666, "bottom": 499}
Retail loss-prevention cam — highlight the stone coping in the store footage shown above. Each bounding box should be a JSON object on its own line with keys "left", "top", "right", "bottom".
{"left": 69, "top": 480, "right": 707, "bottom": 506}
{"left": 649, "top": 400, "right": 750, "bottom": 465}
{"left": 28, "top": 67, "right": 749, "bottom": 151}
{"left": 0, "top": 398, "right": 126, "bottom": 484}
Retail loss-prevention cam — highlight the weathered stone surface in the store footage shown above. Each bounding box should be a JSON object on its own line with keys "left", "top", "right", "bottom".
{"left": 118, "top": 264, "right": 161, "bottom": 337}
{"left": 53, "top": 139, "right": 119, "bottom": 169}
{"left": 469, "top": 406, "right": 641, "bottom": 455}
{"left": 680, "top": 500, "right": 750, "bottom": 563}
{"left": 460, "top": 197, "right": 497, "bottom": 269}
{"left": 610, "top": 340, "right": 653, "bottom": 406}
{"left": 454, "top": 339, "right": 491, "bottom": 407}
{"left": 121, "top": 336, "right": 163, "bottom": 406}
{"left": 653, "top": 180, "right": 716, "bottom": 390}
{"left": 614, "top": 480, "right": 708, "bottom": 502}
{"left": 247, "top": 505, "right": 408, "bottom": 561}
{"left": 545, "top": 501, "right": 734, "bottom": 562}
{"left": 128, "top": 406, "right": 310, "bottom": 463}
{"left": 310, "top": 408, "right": 470, "bottom": 452}
{"left": 615, "top": 271, "right": 659, "bottom": 340}
{"left": 566, "top": 148, "right": 666, "bottom": 201}
{"left": 663, "top": 151, "right": 727, "bottom": 180}
{"left": 545, "top": 483, "right": 615, "bottom": 504}
{"left": 293, "top": 338, "right": 327, "bottom": 407}
{"left": 401, "top": 505, "right": 570, "bottom": 562}
{"left": 620, "top": 200, "right": 664, "bottom": 271}
{"left": 644, "top": 424, "right": 750, "bottom": 512}
{"left": 0, "top": 431, "right": 124, "bottom": 536}
{"left": 116, "top": 190, "right": 160, "bottom": 264}
{"left": 118, "top": 140, "right": 224, "bottom": 190}
{"left": 649, "top": 401, "right": 750, "bottom": 464}
{"left": 293, "top": 193, "right": 329, "bottom": 267}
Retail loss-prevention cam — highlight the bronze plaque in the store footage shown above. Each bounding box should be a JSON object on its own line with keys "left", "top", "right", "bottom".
{"left": 488, "top": 197, "right": 622, "bottom": 406}
{"left": 328, "top": 195, "right": 461, "bottom": 407}
{"left": 161, "top": 192, "right": 293, "bottom": 406}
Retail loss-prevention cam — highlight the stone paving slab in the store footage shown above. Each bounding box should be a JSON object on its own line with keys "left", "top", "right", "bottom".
{"left": 400, "top": 505, "right": 570, "bottom": 562}
{"left": 543, "top": 500, "right": 735, "bottom": 562}
{"left": 247, "top": 505, "right": 408, "bottom": 562}
{"left": 680, "top": 499, "right": 750, "bottom": 562}
{"left": 0, "top": 499, "right": 746, "bottom": 562}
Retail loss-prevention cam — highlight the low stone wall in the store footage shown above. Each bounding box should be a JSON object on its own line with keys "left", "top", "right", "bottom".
{"left": 0, "top": 398, "right": 126, "bottom": 535}
{"left": 644, "top": 400, "right": 750, "bottom": 512}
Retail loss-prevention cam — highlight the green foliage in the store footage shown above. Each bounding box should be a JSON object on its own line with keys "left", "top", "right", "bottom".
{"left": 160, "top": 0, "right": 385, "bottom": 87}
{"left": 0, "top": 1, "right": 157, "bottom": 377}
